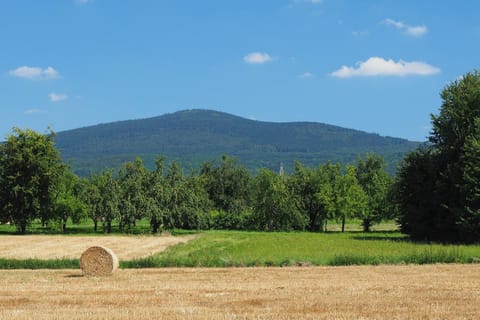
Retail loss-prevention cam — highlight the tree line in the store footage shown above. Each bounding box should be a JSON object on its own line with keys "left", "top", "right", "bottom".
{"left": 2, "top": 70, "right": 480, "bottom": 242}
{"left": 0, "top": 128, "right": 393, "bottom": 234}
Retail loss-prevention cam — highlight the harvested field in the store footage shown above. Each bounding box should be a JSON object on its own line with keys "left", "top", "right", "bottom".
{"left": 0, "top": 235, "right": 195, "bottom": 260}
{"left": 0, "top": 265, "right": 479, "bottom": 319}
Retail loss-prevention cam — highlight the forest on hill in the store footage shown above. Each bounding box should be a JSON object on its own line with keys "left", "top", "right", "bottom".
{"left": 54, "top": 109, "right": 419, "bottom": 176}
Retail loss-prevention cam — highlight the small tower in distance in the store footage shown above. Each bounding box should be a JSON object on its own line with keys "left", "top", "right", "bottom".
{"left": 279, "top": 162, "right": 284, "bottom": 176}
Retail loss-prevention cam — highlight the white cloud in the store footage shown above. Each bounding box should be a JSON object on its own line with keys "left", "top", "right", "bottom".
{"left": 383, "top": 18, "right": 428, "bottom": 37}
{"left": 330, "top": 57, "right": 440, "bottom": 78}
{"left": 298, "top": 72, "right": 314, "bottom": 78}
{"left": 9, "top": 66, "right": 60, "bottom": 80}
{"left": 406, "top": 25, "right": 428, "bottom": 37}
{"left": 24, "top": 108, "right": 46, "bottom": 115}
{"left": 243, "top": 52, "right": 273, "bottom": 64}
{"left": 49, "top": 93, "right": 68, "bottom": 102}
{"left": 384, "top": 18, "right": 405, "bottom": 29}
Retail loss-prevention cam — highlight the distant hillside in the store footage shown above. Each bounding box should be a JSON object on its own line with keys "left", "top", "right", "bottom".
{"left": 55, "top": 109, "right": 420, "bottom": 176}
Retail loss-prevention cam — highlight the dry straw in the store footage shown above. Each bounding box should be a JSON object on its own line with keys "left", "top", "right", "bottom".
{"left": 80, "top": 246, "right": 119, "bottom": 276}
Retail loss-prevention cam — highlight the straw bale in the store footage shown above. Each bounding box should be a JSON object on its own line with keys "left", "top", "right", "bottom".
{"left": 80, "top": 246, "right": 119, "bottom": 276}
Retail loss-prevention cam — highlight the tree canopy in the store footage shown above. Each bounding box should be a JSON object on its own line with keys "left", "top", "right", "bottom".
{"left": 396, "top": 70, "right": 480, "bottom": 242}
{"left": 0, "top": 128, "right": 65, "bottom": 233}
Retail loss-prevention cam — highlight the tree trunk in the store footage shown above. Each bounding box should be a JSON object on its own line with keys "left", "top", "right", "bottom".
{"left": 341, "top": 216, "right": 345, "bottom": 232}
{"left": 19, "top": 221, "right": 27, "bottom": 234}
{"left": 309, "top": 215, "right": 316, "bottom": 232}
{"left": 93, "top": 220, "right": 98, "bottom": 232}
{"left": 324, "top": 219, "right": 328, "bottom": 232}
{"left": 362, "top": 218, "right": 371, "bottom": 232}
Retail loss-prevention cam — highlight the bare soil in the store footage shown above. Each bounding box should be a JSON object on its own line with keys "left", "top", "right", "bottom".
{"left": 0, "top": 264, "right": 479, "bottom": 319}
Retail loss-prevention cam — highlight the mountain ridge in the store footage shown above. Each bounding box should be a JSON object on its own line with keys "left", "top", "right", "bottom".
{"left": 55, "top": 109, "right": 420, "bottom": 176}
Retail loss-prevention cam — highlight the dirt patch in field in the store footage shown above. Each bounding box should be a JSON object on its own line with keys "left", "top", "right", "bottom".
{"left": 0, "top": 264, "right": 479, "bottom": 319}
{"left": 0, "top": 234, "right": 196, "bottom": 260}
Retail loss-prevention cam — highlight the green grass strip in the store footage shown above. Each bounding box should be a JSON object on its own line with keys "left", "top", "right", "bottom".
{"left": 0, "top": 258, "right": 79, "bottom": 269}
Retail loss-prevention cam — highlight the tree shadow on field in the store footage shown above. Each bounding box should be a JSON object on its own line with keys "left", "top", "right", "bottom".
{"left": 65, "top": 274, "right": 84, "bottom": 278}
{"left": 350, "top": 235, "right": 459, "bottom": 245}
{"left": 350, "top": 231, "right": 413, "bottom": 243}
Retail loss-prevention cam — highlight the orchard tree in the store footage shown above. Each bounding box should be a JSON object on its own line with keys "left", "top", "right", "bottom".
{"left": 253, "top": 169, "right": 305, "bottom": 231}
{"left": 334, "top": 165, "right": 367, "bottom": 232}
{"left": 165, "top": 161, "right": 210, "bottom": 229}
{"left": 290, "top": 161, "right": 340, "bottom": 232}
{"left": 201, "top": 155, "right": 252, "bottom": 215}
{"left": 0, "top": 128, "right": 64, "bottom": 233}
{"left": 117, "top": 158, "right": 147, "bottom": 231}
{"left": 53, "top": 171, "right": 86, "bottom": 232}
{"left": 146, "top": 157, "right": 170, "bottom": 233}
{"left": 356, "top": 154, "right": 392, "bottom": 232}
{"left": 92, "top": 170, "right": 119, "bottom": 233}
{"left": 316, "top": 163, "right": 341, "bottom": 232}
{"left": 83, "top": 180, "right": 102, "bottom": 232}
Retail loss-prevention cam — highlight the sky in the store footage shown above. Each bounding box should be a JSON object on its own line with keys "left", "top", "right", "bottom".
{"left": 1, "top": 0, "right": 479, "bottom": 142}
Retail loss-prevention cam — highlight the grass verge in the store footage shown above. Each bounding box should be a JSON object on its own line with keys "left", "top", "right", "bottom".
{"left": 0, "top": 258, "right": 79, "bottom": 269}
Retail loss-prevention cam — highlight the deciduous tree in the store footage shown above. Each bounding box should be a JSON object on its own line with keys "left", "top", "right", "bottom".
{"left": 0, "top": 128, "right": 64, "bottom": 233}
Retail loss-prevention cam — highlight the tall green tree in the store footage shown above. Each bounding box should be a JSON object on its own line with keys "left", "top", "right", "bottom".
{"left": 334, "top": 165, "right": 368, "bottom": 232}
{"left": 83, "top": 180, "right": 102, "bottom": 232}
{"left": 165, "top": 161, "right": 210, "bottom": 229}
{"left": 201, "top": 155, "right": 252, "bottom": 215}
{"left": 356, "top": 154, "right": 392, "bottom": 232}
{"left": 92, "top": 170, "right": 119, "bottom": 233}
{"left": 0, "top": 128, "right": 64, "bottom": 233}
{"left": 146, "top": 157, "right": 170, "bottom": 233}
{"left": 396, "top": 70, "right": 480, "bottom": 242}
{"left": 117, "top": 158, "right": 147, "bottom": 231}
{"left": 461, "top": 118, "right": 480, "bottom": 239}
{"left": 316, "top": 163, "right": 342, "bottom": 232}
{"left": 52, "top": 171, "right": 86, "bottom": 232}
{"left": 253, "top": 169, "right": 305, "bottom": 231}
{"left": 394, "top": 147, "right": 449, "bottom": 240}
{"left": 290, "top": 161, "right": 340, "bottom": 232}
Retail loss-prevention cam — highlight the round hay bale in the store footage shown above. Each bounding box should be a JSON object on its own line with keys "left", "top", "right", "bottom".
{"left": 80, "top": 246, "right": 119, "bottom": 276}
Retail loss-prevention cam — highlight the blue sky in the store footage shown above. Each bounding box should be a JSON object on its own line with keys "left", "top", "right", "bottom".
{"left": 1, "top": 0, "right": 479, "bottom": 141}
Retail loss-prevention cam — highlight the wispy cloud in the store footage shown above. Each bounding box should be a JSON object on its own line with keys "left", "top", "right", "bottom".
{"left": 352, "top": 30, "right": 369, "bottom": 37}
{"left": 244, "top": 52, "right": 273, "bottom": 64}
{"left": 405, "top": 25, "right": 428, "bottom": 37}
{"left": 48, "top": 93, "right": 68, "bottom": 102}
{"left": 331, "top": 57, "right": 440, "bottom": 78}
{"left": 297, "top": 0, "right": 322, "bottom": 3}
{"left": 24, "top": 108, "right": 47, "bottom": 115}
{"left": 75, "top": 0, "right": 93, "bottom": 5}
{"left": 298, "top": 72, "right": 314, "bottom": 78}
{"left": 383, "top": 18, "right": 428, "bottom": 37}
{"left": 9, "top": 66, "right": 60, "bottom": 80}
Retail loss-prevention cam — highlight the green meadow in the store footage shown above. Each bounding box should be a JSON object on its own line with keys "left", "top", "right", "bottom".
{"left": 125, "top": 230, "right": 480, "bottom": 268}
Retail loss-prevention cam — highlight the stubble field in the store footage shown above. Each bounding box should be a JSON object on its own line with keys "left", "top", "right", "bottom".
{"left": 0, "top": 264, "right": 479, "bottom": 319}
{"left": 0, "top": 234, "right": 196, "bottom": 260}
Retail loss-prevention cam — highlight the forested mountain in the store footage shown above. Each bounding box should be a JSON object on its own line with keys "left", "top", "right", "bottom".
{"left": 55, "top": 109, "right": 420, "bottom": 176}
